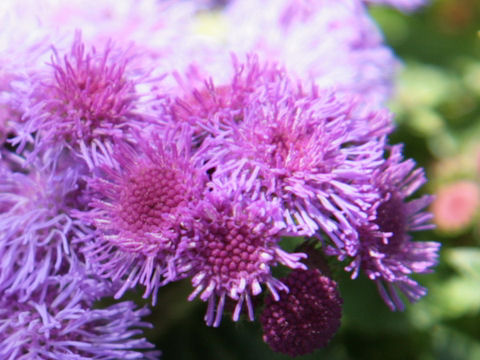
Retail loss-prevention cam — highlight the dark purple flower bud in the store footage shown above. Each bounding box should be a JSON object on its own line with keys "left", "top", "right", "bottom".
{"left": 261, "top": 268, "right": 343, "bottom": 357}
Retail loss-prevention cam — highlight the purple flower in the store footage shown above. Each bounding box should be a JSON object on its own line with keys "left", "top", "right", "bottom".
{"left": 11, "top": 32, "right": 158, "bottom": 169}
{"left": 0, "top": 157, "right": 88, "bottom": 301}
{"left": 187, "top": 185, "right": 307, "bottom": 327}
{"left": 260, "top": 268, "right": 343, "bottom": 357}
{"left": 172, "top": 55, "right": 284, "bottom": 142}
{"left": 331, "top": 145, "right": 440, "bottom": 310}
{"left": 197, "top": 65, "right": 390, "bottom": 247}
{"left": 223, "top": 0, "right": 398, "bottom": 107}
{"left": 83, "top": 126, "right": 207, "bottom": 304}
{"left": 0, "top": 274, "right": 159, "bottom": 360}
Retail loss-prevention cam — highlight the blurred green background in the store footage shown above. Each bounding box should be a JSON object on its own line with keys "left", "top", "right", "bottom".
{"left": 139, "top": 1, "right": 480, "bottom": 358}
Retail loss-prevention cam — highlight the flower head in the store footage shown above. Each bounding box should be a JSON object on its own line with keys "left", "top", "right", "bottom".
{"left": 260, "top": 268, "right": 343, "bottom": 357}
{"left": 12, "top": 32, "right": 158, "bottom": 169}
{"left": 0, "top": 274, "right": 159, "bottom": 360}
{"left": 187, "top": 185, "right": 306, "bottom": 327}
{"left": 334, "top": 145, "right": 440, "bottom": 310}
{"left": 432, "top": 180, "right": 479, "bottom": 232}
{"left": 84, "top": 125, "right": 207, "bottom": 303}
{"left": 172, "top": 55, "right": 284, "bottom": 144}
{"left": 224, "top": 0, "right": 398, "bottom": 106}
{"left": 199, "top": 69, "right": 390, "bottom": 247}
{"left": 0, "top": 157, "right": 87, "bottom": 301}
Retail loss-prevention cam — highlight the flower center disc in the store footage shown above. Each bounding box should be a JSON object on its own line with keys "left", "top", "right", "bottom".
{"left": 117, "top": 166, "right": 187, "bottom": 234}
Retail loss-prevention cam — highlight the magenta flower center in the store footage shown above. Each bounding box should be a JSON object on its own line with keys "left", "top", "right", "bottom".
{"left": 117, "top": 166, "right": 187, "bottom": 234}
{"left": 254, "top": 125, "right": 309, "bottom": 171}
{"left": 376, "top": 191, "right": 407, "bottom": 250}
{"left": 47, "top": 41, "right": 136, "bottom": 144}
{"left": 201, "top": 220, "right": 268, "bottom": 281}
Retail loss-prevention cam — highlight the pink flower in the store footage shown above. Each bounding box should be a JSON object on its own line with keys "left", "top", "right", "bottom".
{"left": 432, "top": 180, "right": 479, "bottom": 232}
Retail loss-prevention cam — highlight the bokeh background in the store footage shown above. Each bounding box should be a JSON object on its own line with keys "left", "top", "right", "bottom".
{"left": 124, "top": 1, "right": 480, "bottom": 359}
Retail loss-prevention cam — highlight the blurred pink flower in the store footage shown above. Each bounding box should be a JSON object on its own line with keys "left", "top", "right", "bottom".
{"left": 432, "top": 180, "right": 479, "bottom": 232}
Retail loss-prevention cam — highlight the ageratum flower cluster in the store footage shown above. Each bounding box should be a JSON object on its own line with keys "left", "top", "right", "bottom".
{"left": 0, "top": 0, "right": 438, "bottom": 358}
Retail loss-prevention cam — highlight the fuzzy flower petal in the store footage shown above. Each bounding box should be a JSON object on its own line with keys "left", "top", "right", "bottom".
{"left": 172, "top": 54, "right": 285, "bottom": 142}
{"left": 0, "top": 157, "right": 88, "bottom": 301}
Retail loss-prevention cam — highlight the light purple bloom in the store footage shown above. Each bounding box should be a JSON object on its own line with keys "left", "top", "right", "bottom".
{"left": 187, "top": 185, "right": 307, "bottom": 327}
{"left": 0, "top": 275, "right": 159, "bottom": 360}
{"left": 11, "top": 32, "right": 159, "bottom": 169}
{"left": 172, "top": 55, "right": 284, "bottom": 142}
{"left": 0, "top": 1, "right": 438, "bottom": 356}
{"left": 223, "top": 0, "right": 398, "bottom": 107}
{"left": 330, "top": 145, "right": 440, "bottom": 310}
{"left": 195, "top": 60, "right": 390, "bottom": 248}
{"left": 83, "top": 126, "right": 207, "bottom": 304}
{"left": 0, "top": 157, "right": 88, "bottom": 301}
{"left": 260, "top": 268, "right": 343, "bottom": 357}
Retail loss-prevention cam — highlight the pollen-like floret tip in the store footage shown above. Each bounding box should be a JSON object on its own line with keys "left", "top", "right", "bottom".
{"left": 84, "top": 130, "right": 206, "bottom": 301}
{"left": 261, "top": 268, "right": 343, "bottom": 357}
{"left": 0, "top": 276, "right": 160, "bottom": 360}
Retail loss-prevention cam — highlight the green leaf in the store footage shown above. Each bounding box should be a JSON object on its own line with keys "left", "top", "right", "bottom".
{"left": 444, "top": 248, "right": 480, "bottom": 280}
